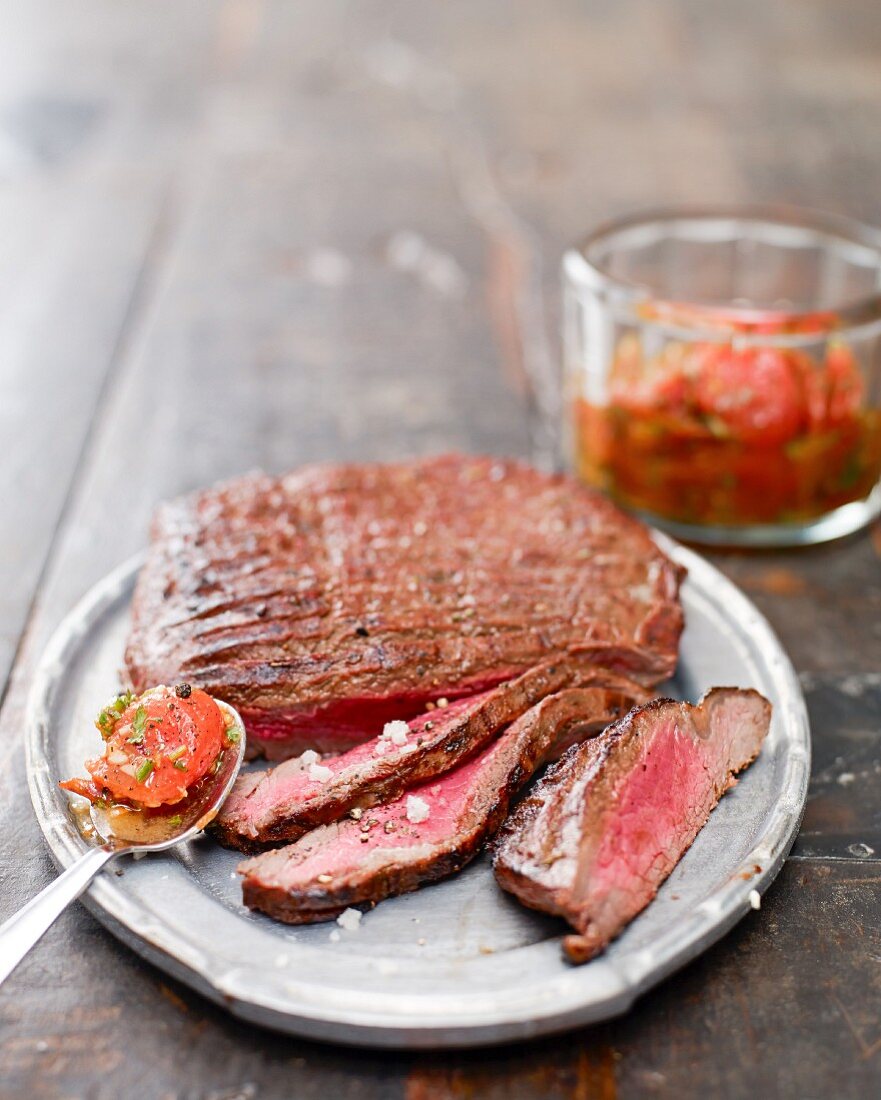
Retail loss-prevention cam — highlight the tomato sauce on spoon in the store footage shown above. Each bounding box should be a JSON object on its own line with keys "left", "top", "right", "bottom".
{"left": 61, "top": 683, "right": 232, "bottom": 809}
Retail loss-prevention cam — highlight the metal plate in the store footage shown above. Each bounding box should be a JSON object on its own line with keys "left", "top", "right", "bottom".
{"left": 26, "top": 539, "right": 810, "bottom": 1049}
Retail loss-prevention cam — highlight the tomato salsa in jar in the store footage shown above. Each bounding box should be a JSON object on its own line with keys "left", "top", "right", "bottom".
{"left": 564, "top": 208, "right": 881, "bottom": 545}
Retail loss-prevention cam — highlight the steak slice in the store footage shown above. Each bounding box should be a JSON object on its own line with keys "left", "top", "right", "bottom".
{"left": 125, "top": 455, "right": 684, "bottom": 759}
{"left": 212, "top": 660, "right": 647, "bottom": 852}
{"left": 238, "top": 688, "right": 618, "bottom": 923}
{"left": 492, "top": 688, "right": 771, "bottom": 963}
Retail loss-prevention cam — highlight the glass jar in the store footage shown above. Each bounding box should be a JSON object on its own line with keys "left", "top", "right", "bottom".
{"left": 563, "top": 206, "right": 881, "bottom": 546}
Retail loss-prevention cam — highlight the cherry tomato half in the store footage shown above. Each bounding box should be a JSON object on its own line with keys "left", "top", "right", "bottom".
{"left": 692, "top": 345, "right": 806, "bottom": 446}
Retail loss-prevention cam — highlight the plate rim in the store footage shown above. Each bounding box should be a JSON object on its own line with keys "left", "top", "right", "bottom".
{"left": 25, "top": 538, "right": 811, "bottom": 1049}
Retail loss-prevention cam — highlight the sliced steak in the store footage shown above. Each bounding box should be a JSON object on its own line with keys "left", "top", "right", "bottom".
{"left": 493, "top": 688, "right": 771, "bottom": 963}
{"left": 125, "top": 455, "right": 684, "bottom": 759}
{"left": 212, "top": 660, "right": 647, "bottom": 851}
{"left": 238, "top": 688, "right": 618, "bottom": 923}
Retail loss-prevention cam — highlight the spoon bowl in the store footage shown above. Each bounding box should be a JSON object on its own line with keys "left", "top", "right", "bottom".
{"left": 0, "top": 696, "right": 246, "bottom": 984}
{"left": 89, "top": 699, "right": 246, "bottom": 849}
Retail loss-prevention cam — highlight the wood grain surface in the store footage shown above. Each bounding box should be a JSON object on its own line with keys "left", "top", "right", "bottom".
{"left": 1, "top": 1, "right": 880, "bottom": 1097}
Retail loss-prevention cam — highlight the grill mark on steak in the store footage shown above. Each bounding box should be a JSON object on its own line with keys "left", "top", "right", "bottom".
{"left": 124, "top": 455, "right": 685, "bottom": 758}
{"left": 238, "top": 687, "right": 626, "bottom": 923}
{"left": 212, "top": 660, "right": 647, "bottom": 851}
{"left": 492, "top": 688, "right": 771, "bottom": 964}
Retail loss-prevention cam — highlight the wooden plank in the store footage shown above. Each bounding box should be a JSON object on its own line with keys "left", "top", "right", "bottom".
{"left": 792, "top": 674, "right": 881, "bottom": 860}
{"left": 711, "top": 541, "right": 881, "bottom": 677}
{"left": 0, "top": 182, "right": 166, "bottom": 692}
{"left": 0, "top": 0, "right": 224, "bottom": 693}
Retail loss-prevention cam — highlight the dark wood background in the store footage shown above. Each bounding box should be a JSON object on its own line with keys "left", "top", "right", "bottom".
{"left": 2, "top": 2, "right": 881, "bottom": 1096}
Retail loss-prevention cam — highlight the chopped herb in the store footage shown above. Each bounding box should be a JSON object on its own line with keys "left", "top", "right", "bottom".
{"left": 127, "top": 732, "right": 144, "bottom": 745}
{"left": 173, "top": 759, "right": 188, "bottom": 771}
{"left": 96, "top": 691, "right": 134, "bottom": 737}
{"left": 168, "top": 745, "right": 187, "bottom": 761}
{"left": 225, "top": 726, "right": 241, "bottom": 744}
{"left": 132, "top": 706, "right": 147, "bottom": 736}
{"left": 135, "top": 759, "right": 154, "bottom": 783}
{"left": 212, "top": 753, "right": 224, "bottom": 775}
{"left": 112, "top": 691, "right": 134, "bottom": 714}
{"left": 167, "top": 814, "right": 183, "bottom": 827}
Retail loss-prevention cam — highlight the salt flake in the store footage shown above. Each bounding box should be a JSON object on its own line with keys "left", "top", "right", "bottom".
{"left": 383, "top": 720, "right": 410, "bottom": 745}
{"left": 308, "top": 763, "right": 333, "bottom": 782}
{"left": 337, "top": 908, "right": 362, "bottom": 931}
{"left": 406, "top": 795, "right": 430, "bottom": 824}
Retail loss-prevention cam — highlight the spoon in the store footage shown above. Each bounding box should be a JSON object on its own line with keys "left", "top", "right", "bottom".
{"left": 0, "top": 699, "right": 246, "bottom": 986}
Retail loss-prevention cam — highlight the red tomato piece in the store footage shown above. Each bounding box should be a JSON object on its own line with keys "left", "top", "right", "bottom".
{"left": 61, "top": 685, "right": 225, "bottom": 808}
{"left": 692, "top": 345, "right": 806, "bottom": 445}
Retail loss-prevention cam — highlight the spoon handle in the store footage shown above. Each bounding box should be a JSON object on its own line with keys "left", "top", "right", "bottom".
{"left": 0, "top": 846, "right": 116, "bottom": 985}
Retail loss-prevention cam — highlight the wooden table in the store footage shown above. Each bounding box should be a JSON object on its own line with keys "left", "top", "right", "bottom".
{"left": 2, "top": 2, "right": 880, "bottom": 1096}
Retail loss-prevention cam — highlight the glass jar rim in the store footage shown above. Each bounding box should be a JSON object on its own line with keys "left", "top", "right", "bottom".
{"left": 564, "top": 204, "right": 881, "bottom": 344}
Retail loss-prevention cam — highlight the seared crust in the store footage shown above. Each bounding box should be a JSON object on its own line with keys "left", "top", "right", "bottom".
{"left": 125, "top": 455, "right": 685, "bottom": 757}
{"left": 238, "top": 688, "right": 625, "bottom": 922}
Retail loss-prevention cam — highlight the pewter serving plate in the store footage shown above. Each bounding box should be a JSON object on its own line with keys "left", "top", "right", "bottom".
{"left": 27, "top": 538, "right": 809, "bottom": 1048}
